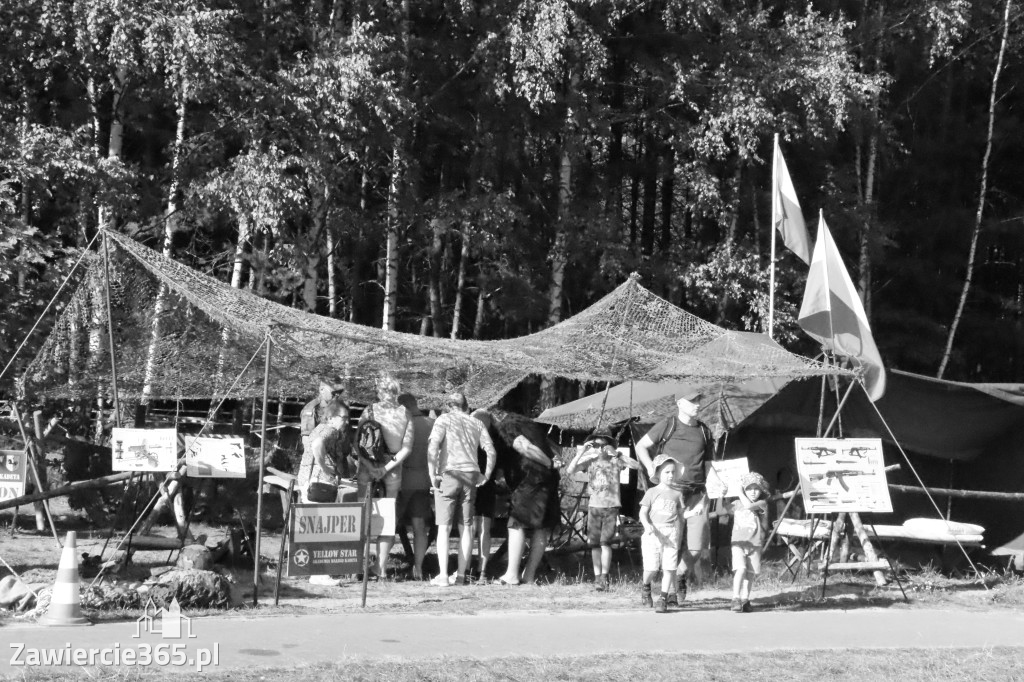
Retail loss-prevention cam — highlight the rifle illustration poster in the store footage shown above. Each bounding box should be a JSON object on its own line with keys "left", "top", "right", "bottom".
{"left": 111, "top": 428, "right": 178, "bottom": 472}
{"left": 794, "top": 438, "right": 893, "bottom": 513}
{"left": 184, "top": 436, "right": 246, "bottom": 478}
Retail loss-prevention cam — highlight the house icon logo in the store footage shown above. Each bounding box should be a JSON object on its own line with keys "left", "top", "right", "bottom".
{"left": 134, "top": 598, "right": 197, "bottom": 639}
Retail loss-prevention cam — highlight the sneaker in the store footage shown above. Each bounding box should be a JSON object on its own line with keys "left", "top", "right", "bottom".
{"left": 665, "top": 592, "right": 678, "bottom": 607}
{"left": 654, "top": 597, "right": 668, "bottom": 613}
{"left": 640, "top": 586, "right": 653, "bottom": 608}
{"left": 677, "top": 575, "right": 687, "bottom": 601}
{"left": 741, "top": 601, "right": 753, "bottom": 613}
{"left": 430, "top": 574, "right": 450, "bottom": 587}
{"left": 730, "top": 598, "right": 743, "bottom": 612}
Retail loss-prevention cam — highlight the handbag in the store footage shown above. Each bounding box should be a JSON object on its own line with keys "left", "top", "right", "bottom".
{"left": 306, "top": 481, "right": 339, "bottom": 503}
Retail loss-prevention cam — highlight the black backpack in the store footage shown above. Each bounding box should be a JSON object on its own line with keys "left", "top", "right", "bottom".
{"left": 355, "top": 419, "right": 391, "bottom": 466}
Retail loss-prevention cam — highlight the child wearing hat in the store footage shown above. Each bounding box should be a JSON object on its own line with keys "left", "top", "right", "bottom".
{"left": 566, "top": 427, "right": 640, "bottom": 591}
{"left": 725, "top": 471, "right": 771, "bottom": 612}
{"left": 638, "top": 454, "right": 687, "bottom": 613}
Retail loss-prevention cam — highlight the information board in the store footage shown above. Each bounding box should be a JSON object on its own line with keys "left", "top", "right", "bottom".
{"left": 705, "top": 457, "right": 750, "bottom": 499}
{"left": 184, "top": 436, "right": 246, "bottom": 478}
{"left": 0, "top": 449, "right": 27, "bottom": 503}
{"left": 286, "top": 500, "right": 396, "bottom": 577}
{"left": 111, "top": 428, "right": 178, "bottom": 472}
{"left": 795, "top": 438, "right": 893, "bottom": 513}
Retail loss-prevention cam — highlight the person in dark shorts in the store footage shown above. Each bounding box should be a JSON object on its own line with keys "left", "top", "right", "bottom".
{"left": 485, "top": 411, "right": 561, "bottom": 586}
{"left": 396, "top": 393, "right": 435, "bottom": 580}
{"left": 566, "top": 427, "right": 639, "bottom": 591}
{"left": 471, "top": 409, "right": 497, "bottom": 581}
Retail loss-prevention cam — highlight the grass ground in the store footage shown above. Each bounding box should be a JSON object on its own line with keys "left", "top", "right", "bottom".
{"left": 6, "top": 647, "right": 1024, "bottom": 681}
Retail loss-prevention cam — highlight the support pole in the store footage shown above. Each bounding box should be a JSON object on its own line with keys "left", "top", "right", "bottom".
{"left": 253, "top": 332, "right": 272, "bottom": 607}
{"left": 274, "top": 478, "right": 296, "bottom": 607}
{"left": 360, "top": 488, "right": 374, "bottom": 608}
{"left": 767, "top": 133, "right": 779, "bottom": 338}
{"left": 11, "top": 402, "right": 59, "bottom": 546}
{"left": 101, "top": 230, "right": 122, "bottom": 429}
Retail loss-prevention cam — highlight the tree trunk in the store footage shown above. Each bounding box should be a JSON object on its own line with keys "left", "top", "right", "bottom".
{"left": 937, "top": 0, "right": 1012, "bottom": 379}
{"left": 658, "top": 144, "right": 674, "bottom": 252}
{"left": 381, "top": 0, "right": 410, "bottom": 331}
{"left": 858, "top": 129, "right": 878, "bottom": 317}
{"left": 428, "top": 219, "right": 446, "bottom": 337}
{"left": 326, "top": 221, "right": 338, "bottom": 318}
{"left": 640, "top": 128, "right": 657, "bottom": 257}
{"left": 472, "top": 287, "right": 487, "bottom": 340}
{"left": 450, "top": 233, "right": 469, "bottom": 339}
{"left": 230, "top": 216, "right": 251, "bottom": 289}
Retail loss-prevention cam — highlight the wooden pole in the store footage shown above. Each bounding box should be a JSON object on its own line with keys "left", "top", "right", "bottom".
{"left": 252, "top": 333, "right": 272, "bottom": 607}
{"left": 101, "top": 230, "right": 122, "bottom": 428}
{"left": 767, "top": 133, "right": 779, "bottom": 338}
{"left": 887, "top": 483, "right": 1024, "bottom": 502}
{"left": 848, "top": 511, "right": 887, "bottom": 587}
{"left": 360, "top": 488, "right": 374, "bottom": 608}
{"left": 273, "top": 478, "right": 296, "bottom": 607}
{"left": 11, "top": 402, "right": 59, "bottom": 546}
{"left": 0, "top": 471, "right": 136, "bottom": 512}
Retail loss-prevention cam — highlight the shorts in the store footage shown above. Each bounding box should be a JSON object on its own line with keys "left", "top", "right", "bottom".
{"left": 357, "top": 466, "right": 401, "bottom": 499}
{"left": 641, "top": 524, "right": 680, "bottom": 572}
{"left": 587, "top": 507, "right": 619, "bottom": 546}
{"left": 474, "top": 479, "right": 497, "bottom": 518}
{"left": 396, "top": 489, "right": 432, "bottom": 522}
{"left": 731, "top": 544, "right": 762, "bottom": 575}
{"left": 676, "top": 489, "right": 710, "bottom": 559}
{"left": 434, "top": 471, "right": 477, "bottom": 528}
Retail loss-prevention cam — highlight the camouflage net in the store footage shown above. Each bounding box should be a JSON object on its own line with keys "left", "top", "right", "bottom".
{"left": 22, "top": 230, "right": 848, "bottom": 408}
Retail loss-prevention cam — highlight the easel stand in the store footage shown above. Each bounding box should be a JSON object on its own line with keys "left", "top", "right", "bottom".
{"left": 819, "top": 511, "right": 908, "bottom": 603}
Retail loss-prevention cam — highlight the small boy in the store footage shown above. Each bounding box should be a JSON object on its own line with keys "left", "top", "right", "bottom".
{"left": 638, "top": 454, "right": 689, "bottom": 613}
{"left": 567, "top": 428, "right": 639, "bottom": 591}
{"left": 726, "top": 471, "right": 770, "bottom": 613}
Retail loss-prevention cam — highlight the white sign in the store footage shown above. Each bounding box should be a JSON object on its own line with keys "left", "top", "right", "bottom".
{"left": 111, "top": 428, "right": 178, "bottom": 472}
{"left": 291, "top": 499, "right": 395, "bottom": 542}
{"left": 184, "top": 436, "right": 246, "bottom": 478}
{"left": 795, "top": 438, "right": 893, "bottom": 513}
{"left": 705, "top": 457, "right": 750, "bottom": 498}
{"left": 0, "top": 449, "right": 27, "bottom": 502}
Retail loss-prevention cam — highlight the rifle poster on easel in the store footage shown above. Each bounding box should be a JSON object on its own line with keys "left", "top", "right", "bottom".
{"left": 795, "top": 438, "right": 893, "bottom": 513}
{"left": 184, "top": 436, "right": 246, "bottom": 478}
{"left": 111, "top": 428, "right": 178, "bottom": 472}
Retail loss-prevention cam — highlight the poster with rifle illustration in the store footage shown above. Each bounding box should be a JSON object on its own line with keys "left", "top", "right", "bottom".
{"left": 794, "top": 438, "right": 892, "bottom": 514}
{"left": 111, "top": 428, "right": 178, "bottom": 472}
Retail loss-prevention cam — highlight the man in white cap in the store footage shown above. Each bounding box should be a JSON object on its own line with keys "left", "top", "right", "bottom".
{"left": 634, "top": 389, "right": 714, "bottom": 604}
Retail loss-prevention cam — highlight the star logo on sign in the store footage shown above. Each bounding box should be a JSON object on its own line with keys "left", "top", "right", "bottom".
{"left": 293, "top": 549, "right": 310, "bottom": 566}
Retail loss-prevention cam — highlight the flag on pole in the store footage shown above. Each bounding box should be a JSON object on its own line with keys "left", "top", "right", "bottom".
{"left": 798, "top": 214, "right": 886, "bottom": 401}
{"left": 773, "top": 139, "right": 812, "bottom": 264}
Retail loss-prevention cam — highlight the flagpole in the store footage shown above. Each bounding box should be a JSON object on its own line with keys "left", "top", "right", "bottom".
{"left": 768, "top": 134, "right": 779, "bottom": 339}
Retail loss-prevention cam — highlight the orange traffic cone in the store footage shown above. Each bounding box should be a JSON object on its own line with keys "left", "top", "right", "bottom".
{"left": 38, "top": 531, "right": 91, "bottom": 626}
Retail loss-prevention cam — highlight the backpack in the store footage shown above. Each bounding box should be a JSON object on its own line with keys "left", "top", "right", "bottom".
{"left": 355, "top": 419, "right": 391, "bottom": 466}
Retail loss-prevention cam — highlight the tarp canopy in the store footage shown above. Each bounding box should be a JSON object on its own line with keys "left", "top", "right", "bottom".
{"left": 536, "top": 332, "right": 793, "bottom": 437}
{"left": 737, "top": 369, "right": 1024, "bottom": 461}
{"left": 21, "top": 231, "right": 849, "bottom": 409}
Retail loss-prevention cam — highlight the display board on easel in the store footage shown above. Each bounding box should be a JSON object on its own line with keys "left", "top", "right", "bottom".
{"left": 111, "top": 428, "right": 178, "bottom": 472}
{"left": 184, "top": 436, "right": 246, "bottom": 478}
{"left": 795, "top": 438, "right": 893, "bottom": 513}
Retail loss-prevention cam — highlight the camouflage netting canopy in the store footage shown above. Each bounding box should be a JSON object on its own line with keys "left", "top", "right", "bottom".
{"left": 22, "top": 230, "right": 850, "bottom": 409}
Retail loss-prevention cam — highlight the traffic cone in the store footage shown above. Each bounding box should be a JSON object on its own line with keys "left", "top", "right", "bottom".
{"left": 38, "top": 531, "right": 91, "bottom": 626}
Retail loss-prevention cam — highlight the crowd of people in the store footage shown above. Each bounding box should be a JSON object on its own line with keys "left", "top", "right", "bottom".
{"left": 293, "top": 377, "right": 770, "bottom": 612}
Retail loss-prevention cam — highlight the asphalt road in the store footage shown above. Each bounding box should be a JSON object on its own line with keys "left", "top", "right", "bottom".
{"left": 4, "top": 607, "right": 1024, "bottom": 675}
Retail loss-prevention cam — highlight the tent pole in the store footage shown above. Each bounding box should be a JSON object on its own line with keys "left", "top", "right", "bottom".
{"left": 858, "top": 380, "right": 986, "bottom": 585}
{"left": 253, "top": 332, "right": 272, "bottom": 607}
{"left": 767, "top": 133, "right": 779, "bottom": 339}
{"left": 101, "top": 230, "right": 122, "bottom": 428}
{"left": 820, "top": 379, "right": 856, "bottom": 439}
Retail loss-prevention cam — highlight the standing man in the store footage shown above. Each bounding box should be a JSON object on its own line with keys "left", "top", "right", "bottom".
{"left": 634, "top": 391, "right": 714, "bottom": 604}
{"left": 427, "top": 392, "right": 496, "bottom": 586}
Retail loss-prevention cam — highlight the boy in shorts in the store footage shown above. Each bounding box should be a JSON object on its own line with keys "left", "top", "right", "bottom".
{"left": 638, "top": 455, "right": 686, "bottom": 613}
{"left": 567, "top": 428, "right": 639, "bottom": 591}
{"left": 726, "top": 472, "right": 770, "bottom": 613}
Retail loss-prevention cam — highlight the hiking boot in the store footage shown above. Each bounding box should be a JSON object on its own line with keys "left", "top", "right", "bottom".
{"left": 741, "top": 600, "right": 753, "bottom": 613}
{"left": 730, "top": 598, "right": 743, "bottom": 612}
{"left": 640, "top": 585, "right": 653, "bottom": 608}
{"left": 654, "top": 596, "right": 668, "bottom": 613}
{"left": 677, "top": 575, "right": 687, "bottom": 601}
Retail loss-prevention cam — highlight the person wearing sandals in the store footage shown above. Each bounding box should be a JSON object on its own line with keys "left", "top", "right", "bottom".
{"left": 296, "top": 399, "right": 350, "bottom": 586}
{"left": 566, "top": 427, "right": 639, "bottom": 591}
{"left": 726, "top": 472, "right": 770, "bottom": 613}
{"left": 427, "top": 392, "right": 496, "bottom": 586}
{"left": 357, "top": 375, "right": 414, "bottom": 579}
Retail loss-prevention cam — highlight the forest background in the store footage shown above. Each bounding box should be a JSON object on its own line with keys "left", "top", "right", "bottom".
{"left": 1, "top": 0, "right": 1023, "bottom": 414}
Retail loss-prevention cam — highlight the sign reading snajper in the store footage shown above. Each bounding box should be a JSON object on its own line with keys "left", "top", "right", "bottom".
{"left": 288, "top": 503, "right": 364, "bottom": 576}
{"left": 795, "top": 438, "right": 892, "bottom": 513}
{"left": 0, "top": 449, "right": 28, "bottom": 503}
{"left": 111, "top": 428, "right": 178, "bottom": 472}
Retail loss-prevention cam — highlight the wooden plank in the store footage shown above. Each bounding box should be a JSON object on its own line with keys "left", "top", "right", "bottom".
{"left": 817, "top": 561, "right": 890, "bottom": 571}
